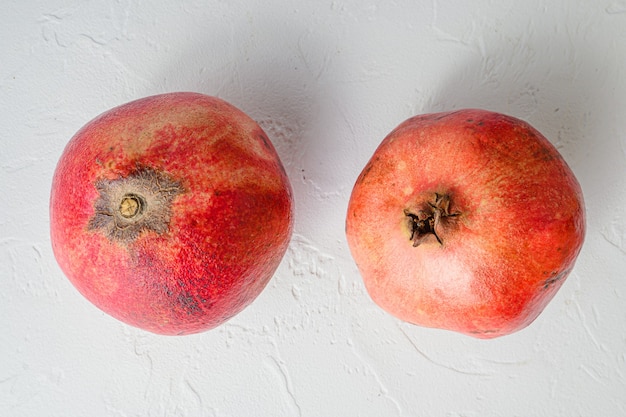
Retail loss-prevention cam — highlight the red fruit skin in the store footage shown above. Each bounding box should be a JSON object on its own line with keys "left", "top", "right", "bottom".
{"left": 346, "top": 109, "right": 585, "bottom": 339}
{"left": 50, "top": 92, "right": 293, "bottom": 335}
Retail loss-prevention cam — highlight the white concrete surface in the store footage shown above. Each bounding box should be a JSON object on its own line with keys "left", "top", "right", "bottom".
{"left": 2, "top": 1, "right": 626, "bottom": 416}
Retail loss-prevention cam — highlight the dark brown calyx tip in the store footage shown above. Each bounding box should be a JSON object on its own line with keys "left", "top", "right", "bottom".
{"left": 404, "top": 193, "right": 460, "bottom": 247}
{"left": 88, "top": 166, "right": 184, "bottom": 244}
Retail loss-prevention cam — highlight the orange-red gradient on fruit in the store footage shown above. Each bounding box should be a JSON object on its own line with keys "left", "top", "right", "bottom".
{"left": 346, "top": 109, "right": 585, "bottom": 338}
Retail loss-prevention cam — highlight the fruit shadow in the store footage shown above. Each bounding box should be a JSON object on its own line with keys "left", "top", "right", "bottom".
{"left": 423, "top": 32, "right": 621, "bottom": 224}
{"left": 152, "top": 13, "right": 337, "bottom": 236}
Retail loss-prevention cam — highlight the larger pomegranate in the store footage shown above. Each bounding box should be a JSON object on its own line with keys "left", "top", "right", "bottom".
{"left": 50, "top": 92, "right": 293, "bottom": 335}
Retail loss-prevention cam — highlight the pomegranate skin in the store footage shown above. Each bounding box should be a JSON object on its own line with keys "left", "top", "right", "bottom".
{"left": 346, "top": 109, "right": 585, "bottom": 339}
{"left": 50, "top": 92, "right": 294, "bottom": 335}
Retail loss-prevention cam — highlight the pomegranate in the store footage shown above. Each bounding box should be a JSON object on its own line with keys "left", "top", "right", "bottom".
{"left": 50, "top": 92, "right": 293, "bottom": 335}
{"left": 346, "top": 109, "right": 585, "bottom": 338}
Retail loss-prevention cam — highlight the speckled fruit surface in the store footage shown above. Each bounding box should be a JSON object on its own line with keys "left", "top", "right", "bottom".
{"left": 50, "top": 92, "right": 294, "bottom": 335}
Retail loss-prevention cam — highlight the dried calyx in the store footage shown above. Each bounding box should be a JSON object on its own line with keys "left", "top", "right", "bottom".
{"left": 404, "top": 193, "right": 460, "bottom": 247}
{"left": 88, "top": 166, "right": 184, "bottom": 243}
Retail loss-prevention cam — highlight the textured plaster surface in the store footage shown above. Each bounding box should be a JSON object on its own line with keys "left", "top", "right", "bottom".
{"left": 2, "top": 1, "right": 626, "bottom": 416}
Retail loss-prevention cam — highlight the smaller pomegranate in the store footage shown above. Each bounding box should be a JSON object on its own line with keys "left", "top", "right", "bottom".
{"left": 50, "top": 92, "right": 294, "bottom": 335}
{"left": 346, "top": 109, "right": 585, "bottom": 338}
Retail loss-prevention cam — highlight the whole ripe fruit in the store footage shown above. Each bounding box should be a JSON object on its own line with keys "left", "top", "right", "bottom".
{"left": 346, "top": 109, "right": 585, "bottom": 339}
{"left": 50, "top": 92, "right": 293, "bottom": 335}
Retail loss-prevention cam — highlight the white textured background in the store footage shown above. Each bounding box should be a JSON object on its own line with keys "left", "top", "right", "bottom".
{"left": 2, "top": 1, "right": 626, "bottom": 416}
